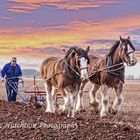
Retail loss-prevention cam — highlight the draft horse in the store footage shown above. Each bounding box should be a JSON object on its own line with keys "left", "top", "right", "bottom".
{"left": 76, "top": 36, "right": 137, "bottom": 117}
{"left": 40, "top": 46, "right": 90, "bottom": 118}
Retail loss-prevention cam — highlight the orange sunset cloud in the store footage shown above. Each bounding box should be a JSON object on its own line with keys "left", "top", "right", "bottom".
{"left": 8, "top": 3, "right": 40, "bottom": 14}
{"left": 0, "top": 0, "right": 139, "bottom": 59}
{"left": 0, "top": 15, "right": 140, "bottom": 50}
{"left": 8, "top": 0, "right": 122, "bottom": 13}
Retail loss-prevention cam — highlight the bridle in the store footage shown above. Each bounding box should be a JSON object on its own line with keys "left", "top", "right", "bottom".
{"left": 119, "top": 41, "right": 135, "bottom": 64}
{"left": 64, "top": 55, "right": 89, "bottom": 77}
{"left": 76, "top": 56, "right": 88, "bottom": 71}
{"left": 120, "top": 41, "right": 135, "bottom": 55}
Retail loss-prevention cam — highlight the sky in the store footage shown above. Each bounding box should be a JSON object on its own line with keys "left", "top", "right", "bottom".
{"left": 0, "top": 0, "right": 140, "bottom": 77}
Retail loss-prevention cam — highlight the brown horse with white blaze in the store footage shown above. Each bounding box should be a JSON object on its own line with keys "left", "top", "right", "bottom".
{"left": 76, "top": 36, "right": 137, "bottom": 117}
{"left": 40, "top": 46, "right": 90, "bottom": 118}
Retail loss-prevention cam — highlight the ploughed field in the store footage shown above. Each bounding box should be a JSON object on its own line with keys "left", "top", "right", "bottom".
{"left": 0, "top": 80, "right": 140, "bottom": 140}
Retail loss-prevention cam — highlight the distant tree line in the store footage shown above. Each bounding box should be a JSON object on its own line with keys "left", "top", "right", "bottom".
{"left": 0, "top": 69, "right": 40, "bottom": 77}
{"left": 22, "top": 69, "right": 40, "bottom": 77}
{"left": 0, "top": 68, "right": 140, "bottom": 79}
{"left": 125, "top": 75, "right": 140, "bottom": 80}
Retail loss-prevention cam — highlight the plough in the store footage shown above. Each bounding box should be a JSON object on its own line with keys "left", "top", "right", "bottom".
{"left": 17, "top": 76, "right": 62, "bottom": 106}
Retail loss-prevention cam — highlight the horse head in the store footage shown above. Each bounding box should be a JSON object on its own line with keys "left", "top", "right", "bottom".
{"left": 119, "top": 36, "right": 137, "bottom": 66}
{"left": 64, "top": 46, "right": 90, "bottom": 81}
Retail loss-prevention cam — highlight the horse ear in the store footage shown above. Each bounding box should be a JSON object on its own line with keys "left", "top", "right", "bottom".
{"left": 61, "top": 48, "right": 66, "bottom": 53}
{"left": 86, "top": 46, "right": 90, "bottom": 53}
{"left": 127, "top": 36, "right": 130, "bottom": 40}
{"left": 71, "top": 51, "right": 75, "bottom": 57}
{"left": 120, "top": 36, "right": 123, "bottom": 41}
{"left": 73, "top": 47, "right": 79, "bottom": 55}
{"left": 62, "top": 48, "right": 66, "bottom": 53}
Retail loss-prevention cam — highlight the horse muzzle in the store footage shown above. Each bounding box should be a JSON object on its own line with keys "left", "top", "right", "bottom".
{"left": 80, "top": 67, "right": 89, "bottom": 81}
{"left": 127, "top": 58, "right": 137, "bottom": 66}
{"left": 81, "top": 74, "right": 89, "bottom": 81}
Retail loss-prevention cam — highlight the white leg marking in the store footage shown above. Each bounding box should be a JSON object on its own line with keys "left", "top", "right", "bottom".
{"left": 69, "top": 93, "right": 76, "bottom": 118}
{"left": 112, "top": 94, "right": 123, "bottom": 113}
{"left": 63, "top": 95, "right": 69, "bottom": 112}
{"left": 51, "top": 86, "right": 57, "bottom": 113}
{"left": 44, "top": 83, "right": 53, "bottom": 113}
{"left": 100, "top": 85, "right": 109, "bottom": 117}
{"left": 112, "top": 82, "right": 124, "bottom": 114}
{"left": 89, "top": 85, "right": 100, "bottom": 112}
{"left": 76, "top": 91, "right": 84, "bottom": 111}
{"left": 76, "top": 81, "right": 87, "bottom": 111}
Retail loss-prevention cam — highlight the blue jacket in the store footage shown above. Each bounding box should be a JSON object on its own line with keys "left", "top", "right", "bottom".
{"left": 1, "top": 62, "right": 22, "bottom": 82}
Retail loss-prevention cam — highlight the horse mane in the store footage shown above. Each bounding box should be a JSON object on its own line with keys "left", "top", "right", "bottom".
{"left": 107, "top": 41, "right": 120, "bottom": 56}
{"left": 128, "top": 40, "right": 135, "bottom": 51}
{"left": 64, "top": 46, "right": 89, "bottom": 63}
{"left": 106, "top": 41, "right": 120, "bottom": 67}
{"left": 64, "top": 47, "right": 78, "bottom": 59}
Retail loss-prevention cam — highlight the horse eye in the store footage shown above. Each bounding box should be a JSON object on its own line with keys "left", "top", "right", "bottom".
{"left": 122, "top": 43, "right": 127, "bottom": 50}
{"left": 122, "top": 42, "right": 126, "bottom": 46}
{"left": 88, "top": 59, "right": 90, "bottom": 64}
{"left": 77, "top": 60, "right": 80, "bottom": 66}
{"left": 124, "top": 45, "right": 128, "bottom": 52}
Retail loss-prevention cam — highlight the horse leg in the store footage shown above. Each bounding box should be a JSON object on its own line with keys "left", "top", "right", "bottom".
{"left": 51, "top": 86, "right": 57, "bottom": 113}
{"left": 76, "top": 80, "right": 87, "bottom": 112}
{"left": 89, "top": 84, "right": 100, "bottom": 113}
{"left": 58, "top": 88, "right": 70, "bottom": 114}
{"left": 112, "top": 82, "right": 123, "bottom": 114}
{"left": 69, "top": 92, "right": 78, "bottom": 118}
{"left": 100, "top": 85, "right": 109, "bottom": 117}
{"left": 44, "top": 82, "right": 53, "bottom": 113}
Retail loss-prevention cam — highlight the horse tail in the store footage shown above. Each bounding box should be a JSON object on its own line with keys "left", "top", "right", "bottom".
{"left": 40, "top": 57, "right": 58, "bottom": 80}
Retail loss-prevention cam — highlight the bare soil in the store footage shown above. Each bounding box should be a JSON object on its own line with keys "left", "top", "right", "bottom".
{"left": 0, "top": 80, "right": 140, "bottom": 140}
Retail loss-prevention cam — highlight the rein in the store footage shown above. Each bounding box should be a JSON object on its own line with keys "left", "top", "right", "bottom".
{"left": 63, "top": 60, "right": 80, "bottom": 77}
{"left": 88, "top": 61, "right": 125, "bottom": 78}
{"left": 79, "top": 67, "right": 88, "bottom": 71}
{"left": 42, "top": 58, "right": 81, "bottom": 81}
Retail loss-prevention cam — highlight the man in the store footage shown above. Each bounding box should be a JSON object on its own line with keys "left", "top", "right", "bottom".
{"left": 1, "top": 57, "right": 22, "bottom": 102}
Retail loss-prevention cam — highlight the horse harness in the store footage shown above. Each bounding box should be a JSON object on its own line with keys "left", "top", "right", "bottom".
{"left": 48, "top": 58, "right": 81, "bottom": 84}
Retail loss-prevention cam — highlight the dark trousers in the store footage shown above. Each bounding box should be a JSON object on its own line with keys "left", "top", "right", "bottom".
{"left": 5, "top": 81, "right": 18, "bottom": 102}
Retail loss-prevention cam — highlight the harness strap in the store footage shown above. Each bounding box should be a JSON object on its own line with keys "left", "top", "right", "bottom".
{"left": 89, "top": 61, "right": 125, "bottom": 78}
{"left": 63, "top": 60, "right": 80, "bottom": 77}
{"left": 79, "top": 67, "right": 88, "bottom": 71}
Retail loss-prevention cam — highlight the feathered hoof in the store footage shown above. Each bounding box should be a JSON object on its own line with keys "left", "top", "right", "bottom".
{"left": 89, "top": 102, "right": 100, "bottom": 114}
{"left": 109, "top": 109, "right": 118, "bottom": 115}
{"left": 45, "top": 109, "right": 54, "bottom": 114}
{"left": 100, "top": 111, "right": 109, "bottom": 118}
{"left": 57, "top": 105, "right": 67, "bottom": 115}
{"left": 76, "top": 107, "right": 85, "bottom": 113}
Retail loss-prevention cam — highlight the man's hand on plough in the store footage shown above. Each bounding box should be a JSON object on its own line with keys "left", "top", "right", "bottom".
{"left": 1, "top": 78, "right": 4, "bottom": 82}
